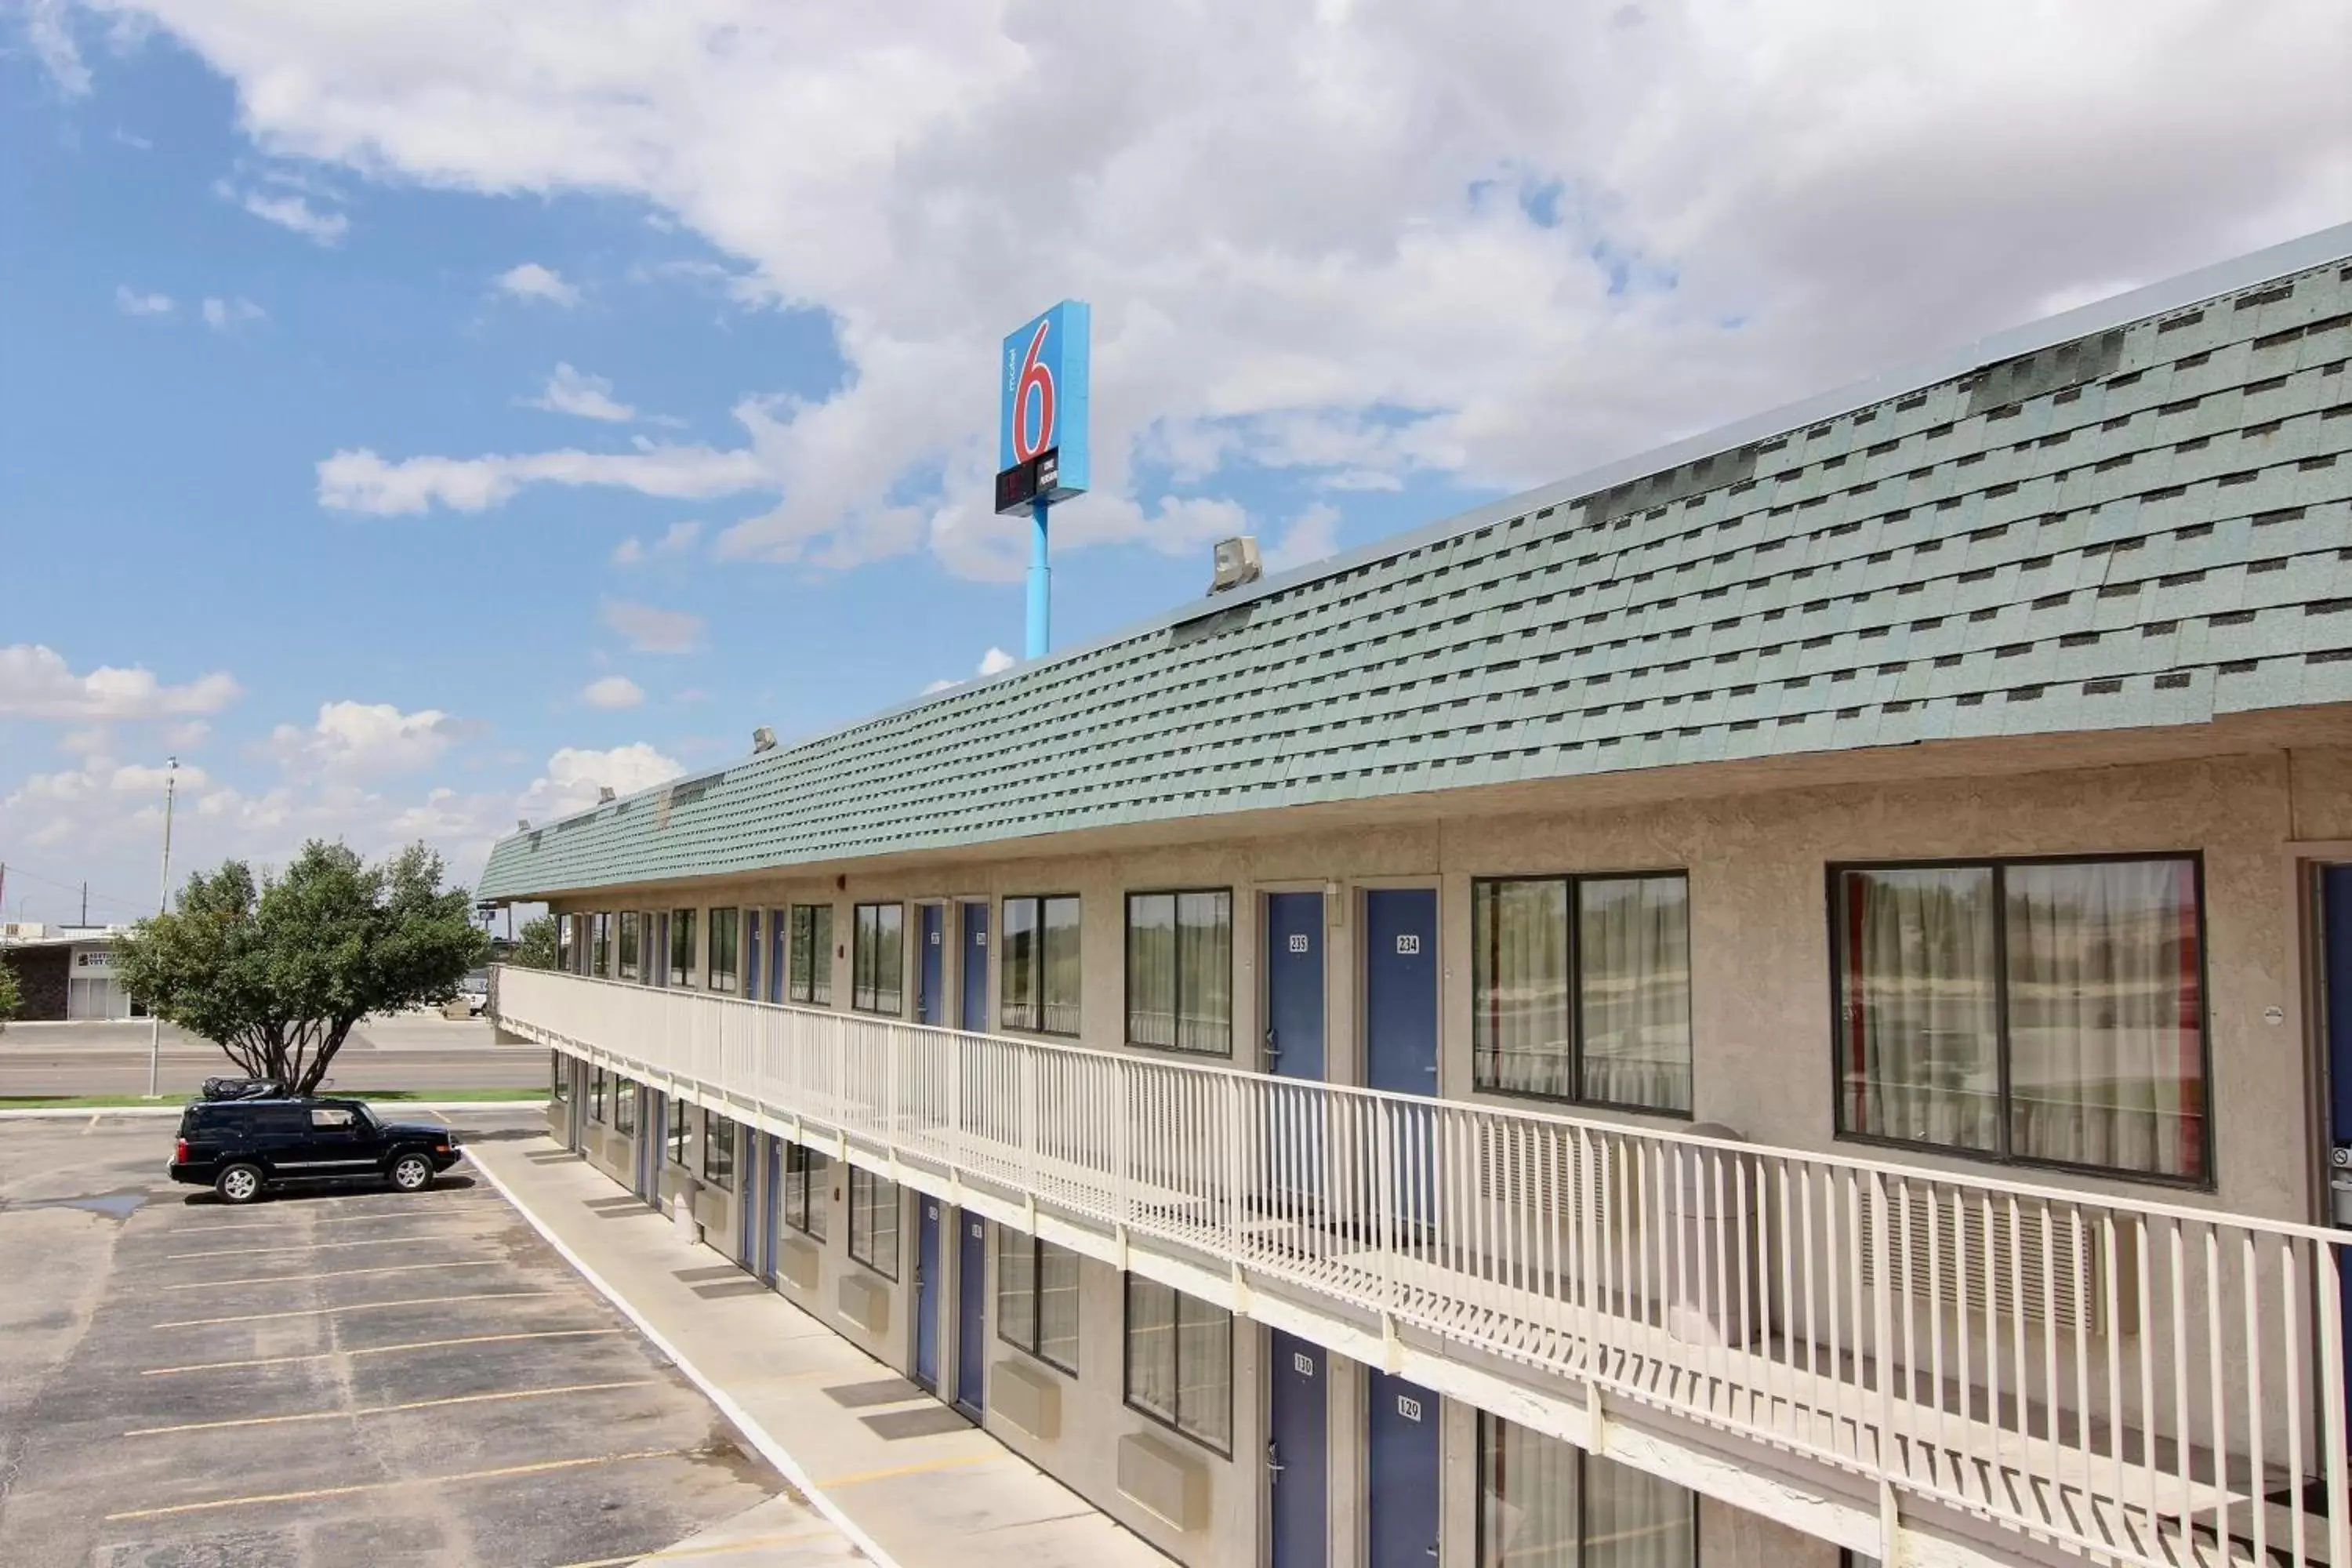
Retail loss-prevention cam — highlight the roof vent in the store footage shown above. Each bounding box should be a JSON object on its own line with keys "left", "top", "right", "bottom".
{"left": 752, "top": 726, "right": 778, "bottom": 753}
{"left": 516, "top": 818, "right": 530, "bottom": 832}
{"left": 597, "top": 786, "right": 616, "bottom": 803}
{"left": 1209, "top": 535, "right": 1262, "bottom": 594}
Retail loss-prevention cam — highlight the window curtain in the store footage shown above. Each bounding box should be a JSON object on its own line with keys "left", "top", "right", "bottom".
{"left": 998, "top": 1230, "right": 1037, "bottom": 1349}
{"left": 1479, "top": 1415, "right": 1693, "bottom": 1568}
{"left": 1174, "top": 1293, "right": 1232, "bottom": 1449}
{"left": 1127, "top": 895, "right": 1177, "bottom": 1048}
{"left": 1039, "top": 1241, "right": 1081, "bottom": 1370}
{"left": 1176, "top": 892, "right": 1232, "bottom": 1053}
{"left": 1838, "top": 867, "right": 2000, "bottom": 1152}
{"left": 1043, "top": 896, "right": 1082, "bottom": 1033}
{"left": 1127, "top": 1276, "right": 1178, "bottom": 1421}
{"left": 1473, "top": 880, "right": 1571, "bottom": 1098}
{"left": 1002, "top": 898, "right": 1040, "bottom": 1030}
{"left": 1578, "top": 877, "right": 1692, "bottom": 1113}
{"left": 2004, "top": 859, "right": 2201, "bottom": 1179}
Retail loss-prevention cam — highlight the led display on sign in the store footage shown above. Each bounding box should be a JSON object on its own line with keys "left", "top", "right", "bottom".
{"left": 995, "top": 300, "right": 1091, "bottom": 515}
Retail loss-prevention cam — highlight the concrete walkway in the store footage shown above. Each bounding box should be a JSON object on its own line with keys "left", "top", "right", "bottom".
{"left": 467, "top": 1135, "right": 1166, "bottom": 1568}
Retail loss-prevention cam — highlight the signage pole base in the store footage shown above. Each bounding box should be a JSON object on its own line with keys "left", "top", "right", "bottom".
{"left": 1025, "top": 498, "right": 1051, "bottom": 660}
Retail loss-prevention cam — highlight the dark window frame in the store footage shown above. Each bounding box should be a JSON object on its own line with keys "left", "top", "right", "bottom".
{"left": 701, "top": 1108, "right": 735, "bottom": 1189}
{"left": 782, "top": 1142, "right": 829, "bottom": 1240}
{"left": 1120, "top": 1274, "right": 1233, "bottom": 1457}
{"left": 616, "top": 911, "right": 641, "bottom": 981}
{"left": 666, "top": 1094, "right": 689, "bottom": 1167}
{"left": 1000, "top": 893, "right": 1082, "bottom": 1037}
{"left": 591, "top": 913, "right": 611, "bottom": 978}
{"left": 614, "top": 1077, "right": 638, "bottom": 1135}
{"left": 556, "top": 917, "right": 576, "bottom": 974}
{"left": 1824, "top": 850, "right": 2213, "bottom": 1189}
{"left": 669, "top": 907, "right": 698, "bottom": 988}
{"left": 851, "top": 902, "right": 906, "bottom": 1016}
{"left": 588, "top": 1065, "right": 608, "bottom": 1123}
{"left": 847, "top": 1166, "right": 899, "bottom": 1279}
{"left": 1469, "top": 869, "right": 1695, "bottom": 1117}
{"left": 706, "top": 907, "right": 740, "bottom": 995}
{"left": 996, "top": 1230, "right": 1081, "bottom": 1374}
{"left": 1474, "top": 1410, "right": 1699, "bottom": 1568}
{"left": 550, "top": 1051, "right": 570, "bottom": 1102}
{"left": 789, "top": 904, "right": 834, "bottom": 1006}
{"left": 1123, "top": 887, "right": 1235, "bottom": 1057}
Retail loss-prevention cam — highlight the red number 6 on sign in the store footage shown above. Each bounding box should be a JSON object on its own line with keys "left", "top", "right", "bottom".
{"left": 1012, "top": 320, "right": 1056, "bottom": 463}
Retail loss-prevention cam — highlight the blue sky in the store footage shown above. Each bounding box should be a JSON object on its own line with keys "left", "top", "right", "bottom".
{"left": 2, "top": 2, "right": 2342, "bottom": 926}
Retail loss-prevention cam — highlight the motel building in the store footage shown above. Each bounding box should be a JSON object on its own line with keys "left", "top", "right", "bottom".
{"left": 478, "top": 226, "right": 2352, "bottom": 1568}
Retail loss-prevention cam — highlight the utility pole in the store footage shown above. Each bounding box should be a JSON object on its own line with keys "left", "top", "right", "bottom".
{"left": 144, "top": 757, "right": 178, "bottom": 1099}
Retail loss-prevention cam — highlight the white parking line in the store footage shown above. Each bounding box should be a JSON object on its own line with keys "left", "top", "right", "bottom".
{"left": 154, "top": 1288, "right": 557, "bottom": 1328}
{"left": 124, "top": 1378, "right": 659, "bottom": 1437}
{"left": 158, "top": 1258, "right": 503, "bottom": 1291}
{"left": 140, "top": 1327, "right": 626, "bottom": 1377}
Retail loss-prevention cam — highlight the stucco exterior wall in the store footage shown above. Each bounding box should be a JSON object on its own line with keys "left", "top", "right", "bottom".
{"left": 557, "top": 747, "right": 2324, "bottom": 1224}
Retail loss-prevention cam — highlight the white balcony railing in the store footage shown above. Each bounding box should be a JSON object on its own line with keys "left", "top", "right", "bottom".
{"left": 495, "top": 967, "right": 2350, "bottom": 1568}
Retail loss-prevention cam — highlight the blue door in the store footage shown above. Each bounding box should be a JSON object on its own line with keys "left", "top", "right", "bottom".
{"left": 919, "top": 906, "right": 946, "bottom": 1025}
{"left": 956, "top": 1210, "right": 987, "bottom": 1415}
{"left": 1366, "top": 1370, "right": 1440, "bottom": 1568}
{"left": 960, "top": 902, "right": 989, "bottom": 1029}
{"left": 2325, "top": 868, "right": 2352, "bottom": 1417}
{"left": 1365, "top": 890, "right": 1439, "bottom": 1230}
{"left": 1265, "top": 892, "right": 1327, "bottom": 1212}
{"left": 768, "top": 910, "right": 787, "bottom": 1003}
{"left": 1265, "top": 893, "right": 1326, "bottom": 1080}
{"left": 915, "top": 1197, "right": 943, "bottom": 1392}
{"left": 1268, "top": 1330, "right": 1329, "bottom": 1568}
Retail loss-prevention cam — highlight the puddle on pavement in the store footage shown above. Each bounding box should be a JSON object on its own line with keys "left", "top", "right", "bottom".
{"left": 15, "top": 1189, "right": 154, "bottom": 1220}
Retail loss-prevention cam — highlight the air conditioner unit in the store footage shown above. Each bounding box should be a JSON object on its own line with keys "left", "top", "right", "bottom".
{"left": 1209, "top": 535, "right": 1262, "bottom": 594}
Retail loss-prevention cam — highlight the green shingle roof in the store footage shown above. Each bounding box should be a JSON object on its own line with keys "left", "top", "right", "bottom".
{"left": 479, "top": 227, "right": 2352, "bottom": 902}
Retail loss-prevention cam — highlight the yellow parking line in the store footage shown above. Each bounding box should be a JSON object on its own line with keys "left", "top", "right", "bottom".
{"left": 155, "top": 1289, "right": 556, "bottom": 1328}
{"left": 102, "top": 1446, "right": 686, "bottom": 1522}
{"left": 546, "top": 1525, "right": 840, "bottom": 1567}
{"left": 125, "top": 1377, "right": 659, "bottom": 1437}
{"left": 141, "top": 1327, "right": 626, "bottom": 1376}
{"left": 160, "top": 1258, "right": 503, "bottom": 1291}
{"left": 164, "top": 1226, "right": 505, "bottom": 1259}
{"left": 812, "top": 1450, "right": 1000, "bottom": 1489}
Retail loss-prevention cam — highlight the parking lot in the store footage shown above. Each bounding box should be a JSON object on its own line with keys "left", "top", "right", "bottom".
{"left": 0, "top": 1110, "right": 791, "bottom": 1567}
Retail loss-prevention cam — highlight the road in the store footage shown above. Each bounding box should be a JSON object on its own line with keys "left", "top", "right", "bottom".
{"left": 0, "top": 1109, "right": 833, "bottom": 1567}
{"left": 0, "top": 1013, "right": 550, "bottom": 1098}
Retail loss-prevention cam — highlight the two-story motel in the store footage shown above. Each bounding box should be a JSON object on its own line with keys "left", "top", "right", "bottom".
{"left": 478, "top": 224, "right": 2352, "bottom": 1568}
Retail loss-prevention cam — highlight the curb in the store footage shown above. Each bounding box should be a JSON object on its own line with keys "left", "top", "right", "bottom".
{"left": 0, "top": 1099, "right": 552, "bottom": 1121}
{"left": 466, "top": 1145, "right": 906, "bottom": 1568}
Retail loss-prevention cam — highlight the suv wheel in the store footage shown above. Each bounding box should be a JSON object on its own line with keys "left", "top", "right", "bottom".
{"left": 388, "top": 1153, "right": 434, "bottom": 1192}
{"left": 215, "top": 1163, "right": 264, "bottom": 1204}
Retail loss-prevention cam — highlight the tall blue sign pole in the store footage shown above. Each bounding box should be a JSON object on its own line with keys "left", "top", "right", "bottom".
{"left": 994, "top": 301, "right": 1090, "bottom": 661}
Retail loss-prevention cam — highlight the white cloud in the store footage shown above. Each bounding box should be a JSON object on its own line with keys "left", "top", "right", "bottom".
{"left": 74, "top": 1, "right": 2352, "bottom": 593}
{"left": 114, "top": 285, "right": 173, "bottom": 317}
{"left": 495, "top": 262, "right": 581, "bottom": 307}
{"left": 599, "top": 599, "right": 704, "bottom": 655}
{"left": 924, "top": 644, "right": 1019, "bottom": 695}
{"left": 612, "top": 520, "right": 702, "bottom": 566}
{"left": 201, "top": 296, "right": 266, "bottom": 331}
{"left": 579, "top": 674, "right": 645, "bottom": 710}
{"left": 267, "top": 700, "right": 465, "bottom": 779}
{"left": 317, "top": 440, "right": 766, "bottom": 515}
{"left": 24, "top": 0, "right": 90, "bottom": 96}
{"left": 234, "top": 187, "right": 348, "bottom": 245}
{"left": 8, "top": 758, "right": 212, "bottom": 806}
{"left": 1263, "top": 502, "right": 1341, "bottom": 574}
{"left": 162, "top": 720, "right": 212, "bottom": 749}
{"left": 113, "top": 126, "right": 152, "bottom": 150}
{"left": 528, "top": 362, "right": 634, "bottom": 423}
{"left": 0, "top": 644, "right": 240, "bottom": 720}
{"left": 515, "top": 742, "right": 683, "bottom": 821}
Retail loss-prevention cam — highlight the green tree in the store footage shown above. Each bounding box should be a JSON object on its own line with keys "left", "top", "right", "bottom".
{"left": 115, "top": 840, "right": 489, "bottom": 1094}
{"left": 510, "top": 913, "right": 560, "bottom": 971}
{"left": 0, "top": 954, "right": 20, "bottom": 1033}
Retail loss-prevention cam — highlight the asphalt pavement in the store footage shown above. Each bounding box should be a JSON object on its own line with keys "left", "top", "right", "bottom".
{"left": 0, "top": 1109, "right": 855, "bottom": 1566}
{"left": 0, "top": 1012, "right": 550, "bottom": 1098}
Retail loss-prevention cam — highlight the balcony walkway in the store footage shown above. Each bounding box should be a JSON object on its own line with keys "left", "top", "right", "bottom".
{"left": 466, "top": 1133, "right": 1169, "bottom": 1568}
{"left": 495, "top": 968, "right": 2352, "bottom": 1568}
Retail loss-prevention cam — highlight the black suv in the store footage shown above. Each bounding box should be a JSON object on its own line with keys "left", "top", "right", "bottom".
{"left": 169, "top": 1082, "right": 463, "bottom": 1204}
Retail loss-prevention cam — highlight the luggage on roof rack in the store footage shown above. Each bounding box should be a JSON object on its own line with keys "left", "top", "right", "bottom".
{"left": 200, "top": 1076, "right": 284, "bottom": 1102}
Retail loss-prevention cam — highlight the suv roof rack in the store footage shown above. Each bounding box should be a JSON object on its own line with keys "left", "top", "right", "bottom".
{"left": 200, "top": 1076, "right": 285, "bottom": 1102}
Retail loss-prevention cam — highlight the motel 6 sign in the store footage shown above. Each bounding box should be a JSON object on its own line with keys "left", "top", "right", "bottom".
{"left": 994, "top": 299, "right": 1091, "bottom": 516}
